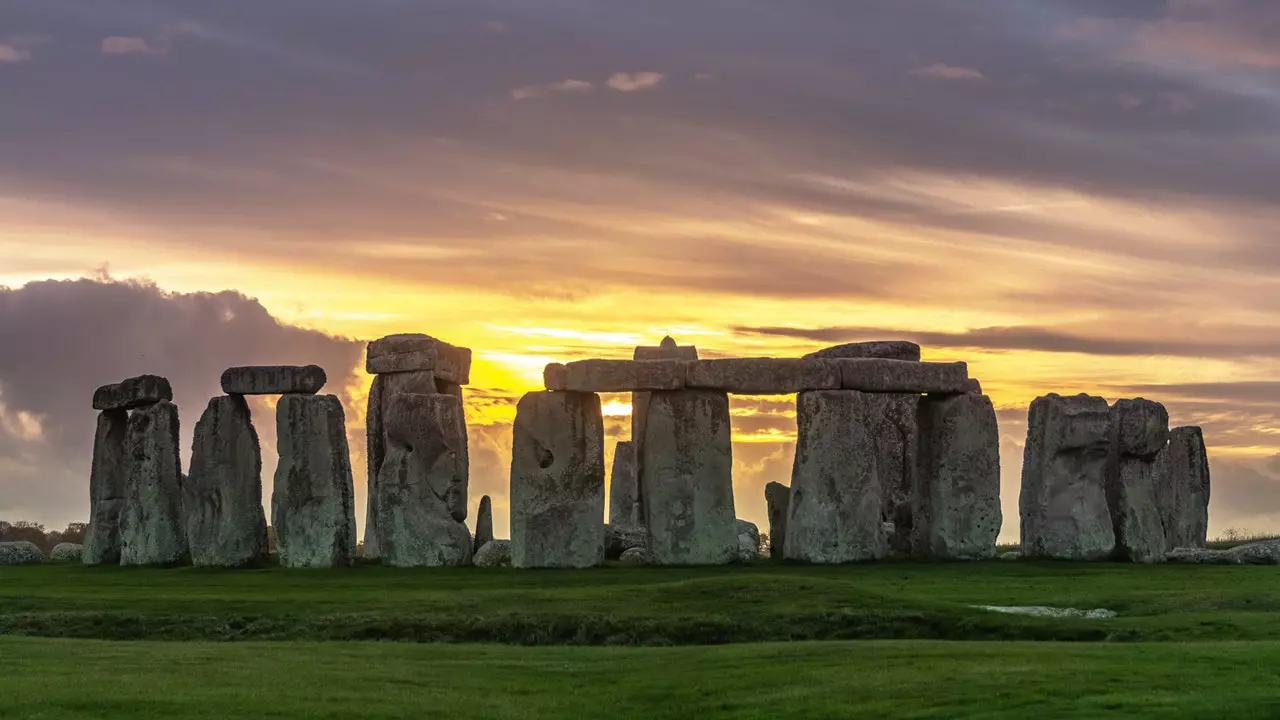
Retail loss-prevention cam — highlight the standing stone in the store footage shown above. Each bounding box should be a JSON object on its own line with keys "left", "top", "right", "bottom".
{"left": 1106, "top": 399, "right": 1170, "bottom": 563}
{"left": 185, "top": 395, "right": 267, "bottom": 567}
{"left": 510, "top": 391, "right": 605, "bottom": 568}
{"left": 787, "top": 390, "right": 887, "bottom": 563}
{"left": 1019, "top": 394, "right": 1114, "bottom": 560}
{"left": 474, "top": 495, "right": 494, "bottom": 554}
{"left": 84, "top": 409, "right": 129, "bottom": 565}
{"left": 865, "top": 393, "right": 920, "bottom": 554}
{"left": 764, "top": 482, "right": 790, "bottom": 560}
{"left": 609, "top": 441, "right": 638, "bottom": 525}
{"left": 363, "top": 370, "right": 439, "bottom": 559}
{"left": 272, "top": 394, "right": 357, "bottom": 568}
{"left": 914, "top": 393, "right": 1002, "bottom": 560}
{"left": 120, "top": 401, "right": 189, "bottom": 566}
{"left": 376, "top": 393, "right": 472, "bottom": 567}
{"left": 1157, "top": 426, "right": 1210, "bottom": 551}
{"left": 632, "top": 337, "right": 698, "bottom": 530}
{"left": 642, "top": 390, "right": 737, "bottom": 565}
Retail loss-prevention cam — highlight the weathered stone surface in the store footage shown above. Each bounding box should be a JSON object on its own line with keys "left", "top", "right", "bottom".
{"left": 220, "top": 365, "right": 326, "bottom": 395}
{"left": 787, "top": 390, "right": 887, "bottom": 563}
{"left": 474, "top": 539, "right": 512, "bottom": 567}
{"left": 185, "top": 395, "right": 267, "bottom": 568}
{"left": 604, "top": 524, "right": 649, "bottom": 559}
{"left": 0, "top": 541, "right": 43, "bottom": 564}
{"left": 50, "top": 543, "right": 83, "bottom": 562}
{"left": 1166, "top": 547, "right": 1240, "bottom": 565}
{"left": 366, "top": 334, "right": 472, "bottom": 382}
{"left": 609, "top": 441, "right": 638, "bottom": 525}
{"left": 119, "top": 401, "right": 188, "bottom": 566}
{"left": 764, "top": 482, "right": 790, "bottom": 560}
{"left": 963, "top": 379, "right": 983, "bottom": 395}
{"left": 835, "top": 359, "right": 969, "bottom": 394}
{"left": 92, "top": 375, "right": 172, "bottom": 411}
{"left": 736, "top": 519, "right": 761, "bottom": 561}
{"left": 375, "top": 392, "right": 472, "bottom": 567}
{"left": 84, "top": 409, "right": 129, "bottom": 565}
{"left": 271, "top": 394, "right": 357, "bottom": 568}
{"left": 544, "top": 359, "right": 685, "bottom": 393}
{"left": 510, "top": 391, "right": 606, "bottom": 568}
{"left": 1231, "top": 539, "right": 1280, "bottom": 565}
{"left": 641, "top": 390, "right": 737, "bottom": 565}
{"left": 631, "top": 339, "right": 698, "bottom": 531}
{"left": 620, "top": 547, "right": 655, "bottom": 564}
{"left": 865, "top": 393, "right": 920, "bottom": 554}
{"left": 473, "top": 495, "right": 494, "bottom": 554}
{"left": 1000, "top": 551, "right": 1022, "bottom": 561}
{"left": 634, "top": 336, "right": 699, "bottom": 362}
{"left": 914, "top": 393, "right": 1002, "bottom": 560}
{"left": 363, "top": 370, "right": 440, "bottom": 560}
{"left": 684, "top": 358, "right": 839, "bottom": 394}
{"left": 1106, "top": 399, "right": 1170, "bottom": 564}
{"left": 1019, "top": 394, "right": 1114, "bottom": 560}
{"left": 1157, "top": 427, "right": 1210, "bottom": 551}
{"left": 806, "top": 340, "right": 921, "bottom": 362}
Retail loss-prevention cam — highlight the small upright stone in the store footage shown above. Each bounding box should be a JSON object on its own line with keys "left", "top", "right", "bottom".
{"left": 220, "top": 365, "right": 327, "bottom": 395}
{"left": 609, "top": 441, "right": 638, "bottom": 525}
{"left": 510, "top": 391, "right": 606, "bottom": 568}
{"left": 736, "top": 519, "right": 761, "bottom": 561}
{"left": 120, "top": 400, "right": 189, "bottom": 566}
{"left": 764, "top": 482, "right": 790, "bottom": 560}
{"left": 634, "top": 336, "right": 699, "bottom": 362}
{"left": 805, "top": 340, "right": 922, "bottom": 362}
{"left": 185, "top": 395, "right": 267, "bottom": 567}
{"left": 92, "top": 375, "right": 172, "bottom": 411}
{"left": 272, "top": 394, "right": 357, "bottom": 568}
{"left": 84, "top": 408, "right": 129, "bottom": 565}
{"left": 1157, "top": 426, "right": 1211, "bottom": 551}
{"left": 1106, "top": 399, "right": 1170, "bottom": 563}
{"left": 366, "top": 334, "right": 472, "bottom": 382}
{"left": 914, "top": 393, "right": 1002, "bottom": 560}
{"left": 474, "top": 495, "right": 494, "bottom": 554}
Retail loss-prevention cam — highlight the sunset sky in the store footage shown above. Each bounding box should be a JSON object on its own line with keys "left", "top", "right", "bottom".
{"left": 3, "top": 0, "right": 1280, "bottom": 542}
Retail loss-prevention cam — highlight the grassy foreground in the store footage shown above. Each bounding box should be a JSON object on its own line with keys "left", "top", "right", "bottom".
{"left": 5, "top": 636, "right": 1280, "bottom": 719}
{"left": 3, "top": 561, "right": 1280, "bottom": 644}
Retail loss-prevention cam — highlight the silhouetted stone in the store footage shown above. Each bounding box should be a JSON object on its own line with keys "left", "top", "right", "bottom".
{"left": 366, "top": 334, "right": 471, "bottom": 382}
{"left": 806, "top": 340, "right": 922, "bottom": 362}
{"left": 685, "top": 358, "right": 841, "bottom": 394}
{"left": 120, "top": 400, "right": 188, "bottom": 566}
{"left": 764, "top": 482, "right": 790, "bottom": 560}
{"left": 914, "top": 393, "right": 1002, "bottom": 560}
{"left": 1157, "top": 426, "right": 1210, "bottom": 551}
{"left": 835, "top": 359, "right": 969, "bottom": 393}
{"left": 363, "top": 369, "right": 440, "bottom": 560}
{"left": 1106, "top": 399, "right": 1169, "bottom": 563}
{"left": 609, "top": 440, "right": 638, "bottom": 525}
{"left": 185, "top": 395, "right": 267, "bottom": 567}
{"left": 84, "top": 408, "right": 129, "bottom": 565}
{"left": 272, "top": 394, "right": 357, "bottom": 568}
{"left": 474, "top": 495, "right": 494, "bottom": 554}
{"left": 220, "top": 365, "right": 326, "bottom": 395}
{"left": 543, "top": 359, "right": 686, "bottom": 393}
{"left": 92, "top": 375, "right": 172, "bottom": 411}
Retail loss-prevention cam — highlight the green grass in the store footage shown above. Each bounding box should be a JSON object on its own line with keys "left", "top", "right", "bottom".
{"left": 5, "top": 636, "right": 1280, "bottom": 719}
{"left": 4, "top": 561, "right": 1280, "bottom": 644}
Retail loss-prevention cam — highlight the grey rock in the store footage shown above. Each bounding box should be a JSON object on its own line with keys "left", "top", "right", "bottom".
{"left": 764, "top": 482, "right": 790, "bottom": 560}
{"left": 366, "top": 334, "right": 472, "bottom": 382}
{"left": 363, "top": 370, "right": 439, "bottom": 560}
{"left": 1157, "top": 427, "right": 1210, "bottom": 551}
{"left": 634, "top": 336, "right": 699, "bottom": 362}
{"left": 50, "top": 543, "right": 83, "bottom": 562}
{"left": 1166, "top": 547, "right": 1242, "bottom": 565}
{"left": 806, "top": 340, "right": 922, "bottom": 362}
{"left": 1019, "top": 394, "right": 1114, "bottom": 560}
{"left": 1106, "top": 399, "right": 1169, "bottom": 564}
{"left": 963, "top": 378, "right": 983, "bottom": 395}
{"left": 736, "top": 519, "right": 761, "bottom": 561}
{"left": 544, "top": 359, "right": 685, "bottom": 393}
{"left": 685, "top": 358, "right": 840, "bottom": 394}
{"left": 220, "top": 365, "right": 326, "bottom": 395}
{"left": 473, "top": 539, "right": 512, "bottom": 567}
{"left": 914, "top": 393, "right": 1002, "bottom": 560}
{"left": 1000, "top": 551, "right": 1022, "bottom": 560}
{"left": 185, "top": 395, "right": 267, "bottom": 568}
{"left": 271, "top": 394, "right": 357, "bottom": 568}
{"left": 92, "top": 375, "right": 172, "bottom": 411}
{"left": 0, "top": 541, "right": 43, "bottom": 564}
{"left": 84, "top": 409, "right": 129, "bottom": 565}
{"left": 375, "top": 392, "right": 472, "bottom": 567}
{"left": 787, "top": 390, "right": 887, "bottom": 563}
{"left": 975, "top": 605, "right": 1117, "bottom": 620}
{"left": 631, "top": 338, "right": 698, "bottom": 530}
{"left": 120, "top": 401, "right": 189, "bottom": 566}
{"left": 474, "top": 495, "right": 494, "bottom": 554}
{"left": 510, "top": 391, "right": 606, "bottom": 568}
{"left": 604, "top": 524, "right": 649, "bottom": 559}
{"left": 865, "top": 393, "right": 920, "bottom": 554}
{"left": 620, "top": 547, "right": 655, "bottom": 564}
{"left": 435, "top": 379, "right": 464, "bottom": 398}
{"left": 1230, "top": 539, "right": 1280, "bottom": 565}
{"left": 609, "top": 441, "right": 638, "bottom": 525}
{"left": 641, "top": 390, "right": 737, "bottom": 565}
{"left": 834, "top": 359, "right": 969, "bottom": 394}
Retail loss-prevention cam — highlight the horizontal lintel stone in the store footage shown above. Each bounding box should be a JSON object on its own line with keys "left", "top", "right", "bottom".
{"left": 545, "top": 359, "right": 685, "bottom": 393}
{"left": 685, "top": 358, "right": 839, "bottom": 394}
{"left": 835, "top": 359, "right": 968, "bottom": 394}
{"left": 221, "top": 365, "right": 327, "bottom": 395}
{"left": 92, "top": 375, "right": 173, "bottom": 411}
{"left": 366, "top": 334, "right": 472, "bottom": 383}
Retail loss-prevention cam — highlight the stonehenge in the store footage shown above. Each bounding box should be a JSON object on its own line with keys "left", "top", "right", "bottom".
{"left": 914, "top": 393, "right": 1002, "bottom": 560}
{"left": 609, "top": 440, "right": 638, "bottom": 525}
{"left": 764, "top": 482, "right": 790, "bottom": 560}
{"left": 272, "top": 394, "right": 358, "bottom": 568}
{"left": 120, "top": 400, "right": 189, "bottom": 566}
{"left": 1158, "top": 427, "right": 1210, "bottom": 550}
{"left": 84, "top": 408, "right": 130, "bottom": 565}
{"left": 474, "top": 495, "right": 494, "bottom": 554}
{"left": 220, "top": 365, "right": 327, "bottom": 396}
{"left": 185, "top": 395, "right": 267, "bottom": 567}
{"left": 1105, "top": 399, "right": 1170, "bottom": 563}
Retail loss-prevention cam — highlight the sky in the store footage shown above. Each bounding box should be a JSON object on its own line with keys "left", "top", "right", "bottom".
{"left": 3, "top": 0, "right": 1280, "bottom": 543}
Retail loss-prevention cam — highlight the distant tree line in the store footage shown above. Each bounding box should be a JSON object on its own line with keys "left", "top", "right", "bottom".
{"left": 0, "top": 521, "right": 88, "bottom": 554}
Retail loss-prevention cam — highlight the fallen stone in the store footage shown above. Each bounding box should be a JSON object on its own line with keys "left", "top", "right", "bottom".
{"left": 835, "top": 359, "right": 969, "bottom": 394}
{"left": 620, "top": 547, "right": 655, "bottom": 564}
{"left": 0, "top": 541, "right": 43, "bottom": 565}
{"left": 1157, "top": 427, "right": 1211, "bottom": 551}
{"left": 120, "top": 401, "right": 189, "bottom": 566}
{"left": 1106, "top": 399, "right": 1170, "bottom": 564}
{"left": 366, "top": 334, "right": 472, "bottom": 383}
{"left": 609, "top": 441, "right": 638, "bottom": 525}
{"left": 737, "top": 519, "right": 761, "bottom": 561}
{"left": 510, "top": 391, "right": 606, "bottom": 568}
{"left": 914, "top": 393, "right": 1002, "bottom": 560}
{"left": 634, "top": 335, "right": 699, "bottom": 362}
{"left": 544, "top": 359, "right": 686, "bottom": 393}
{"left": 641, "top": 390, "right": 737, "bottom": 565}
{"left": 84, "top": 408, "right": 129, "bottom": 565}
{"left": 92, "top": 375, "right": 172, "bottom": 411}
{"left": 1166, "top": 547, "right": 1241, "bottom": 565}
{"left": 1019, "top": 394, "right": 1114, "bottom": 560}
{"left": 375, "top": 392, "right": 472, "bottom": 567}
{"left": 271, "top": 394, "right": 357, "bottom": 568}
{"left": 474, "top": 539, "right": 512, "bottom": 568}
{"left": 1000, "top": 551, "right": 1022, "bottom": 561}
{"left": 684, "top": 358, "right": 840, "bottom": 395}
{"left": 220, "top": 365, "right": 327, "bottom": 395}
{"left": 605, "top": 524, "right": 649, "bottom": 559}
{"left": 473, "top": 495, "right": 494, "bottom": 554}
{"left": 1230, "top": 539, "right": 1280, "bottom": 565}
{"left": 185, "top": 395, "right": 267, "bottom": 567}
{"left": 974, "top": 605, "right": 1117, "bottom": 619}
{"left": 50, "top": 543, "right": 83, "bottom": 562}
{"left": 787, "top": 390, "right": 887, "bottom": 563}
{"left": 806, "top": 340, "right": 921, "bottom": 362}
{"left": 363, "top": 369, "right": 441, "bottom": 560}
{"left": 764, "top": 482, "right": 790, "bottom": 560}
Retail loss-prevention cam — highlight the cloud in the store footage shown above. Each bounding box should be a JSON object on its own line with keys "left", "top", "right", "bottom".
{"left": 101, "top": 36, "right": 165, "bottom": 56}
{"left": 0, "top": 44, "right": 30, "bottom": 63}
{"left": 510, "top": 78, "right": 594, "bottom": 100}
{"left": 910, "top": 63, "right": 984, "bottom": 80}
{"left": 606, "top": 71, "right": 664, "bottom": 92}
